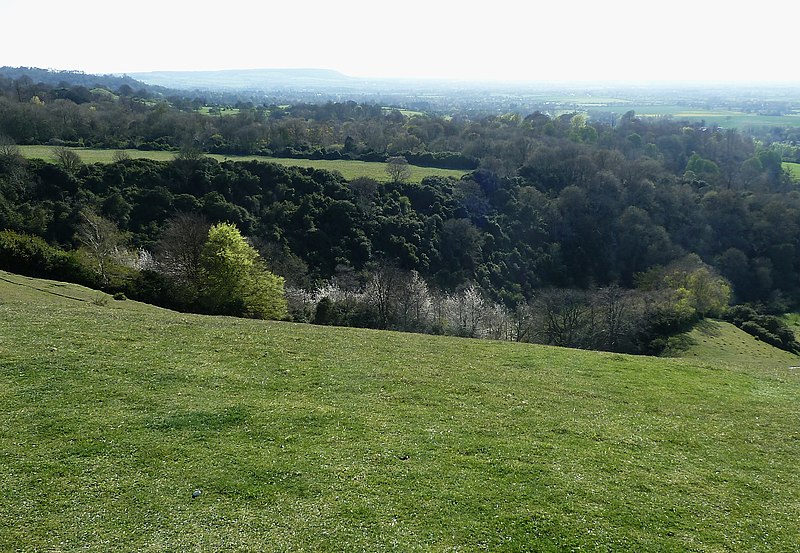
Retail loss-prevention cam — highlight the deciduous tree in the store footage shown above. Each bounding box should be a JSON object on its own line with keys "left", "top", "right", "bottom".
{"left": 385, "top": 155, "right": 411, "bottom": 184}
{"left": 51, "top": 146, "right": 82, "bottom": 176}
{"left": 75, "top": 209, "right": 123, "bottom": 286}
{"left": 199, "top": 222, "right": 287, "bottom": 319}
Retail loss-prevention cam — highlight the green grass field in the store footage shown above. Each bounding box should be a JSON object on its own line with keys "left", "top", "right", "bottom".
{"left": 678, "top": 319, "right": 800, "bottom": 371}
{"left": 784, "top": 162, "right": 800, "bottom": 181}
{"left": 17, "top": 146, "right": 467, "bottom": 183}
{"left": 1, "top": 270, "right": 799, "bottom": 551}
{"left": 197, "top": 106, "right": 241, "bottom": 117}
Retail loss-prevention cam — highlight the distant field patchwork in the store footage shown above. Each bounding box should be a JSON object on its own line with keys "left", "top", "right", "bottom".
{"left": 589, "top": 105, "right": 800, "bottom": 128}
{"left": 17, "top": 146, "right": 467, "bottom": 183}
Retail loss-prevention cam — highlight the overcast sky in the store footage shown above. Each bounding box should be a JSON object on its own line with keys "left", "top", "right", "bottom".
{"left": 1, "top": 0, "right": 797, "bottom": 83}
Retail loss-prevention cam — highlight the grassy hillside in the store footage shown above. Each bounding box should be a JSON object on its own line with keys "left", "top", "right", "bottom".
{"left": 678, "top": 319, "right": 800, "bottom": 371}
{"left": 1, "top": 271, "right": 799, "bottom": 551}
{"left": 17, "top": 145, "right": 467, "bottom": 183}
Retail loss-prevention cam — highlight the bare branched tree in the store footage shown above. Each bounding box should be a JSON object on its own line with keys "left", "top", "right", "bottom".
{"left": 154, "top": 212, "right": 211, "bottom": 285}
{"left": 385, "top": 155, "right": 411, "bottom": 184}
{"left": 76, "top": 209, "right": 123, "bottom": 286}
{"left": 0, "top": 135, "right": 21, "bottom": 161}
{"left": 534, "top": 288, "right": 591, "bottom": 348}
{"left": 112, "top": 150, "right": 131, "bottom": 163}
{"left": 51, "top": 146, "right": 83, "bottom": 175}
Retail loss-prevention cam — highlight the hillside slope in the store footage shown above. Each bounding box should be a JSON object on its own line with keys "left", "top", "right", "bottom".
{"left": 1, "top": 271, "right": 798, "bottom": 551}
{"left": 679, "top": 319, "right": 800, "bottom": 371}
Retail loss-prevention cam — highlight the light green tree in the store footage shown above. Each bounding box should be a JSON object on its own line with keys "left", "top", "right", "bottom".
{"left": 657, "top": 255, "right": 732, "bottom": 318}
{"left": 199, "top": 222, "right": 287, "bottom": 319}
{"left": 684, "top": 267, "right": 731, "bottom": 318}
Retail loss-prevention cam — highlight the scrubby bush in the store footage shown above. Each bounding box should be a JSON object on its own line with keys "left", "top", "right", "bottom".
{"left": 0, "top": 230, "right": 97, "bottom": 285}
{"left": 726, "top": 305, "right": 800, "bottom": 353}
{"left": 0, "top": 230, "right": 68, "bottom": 276}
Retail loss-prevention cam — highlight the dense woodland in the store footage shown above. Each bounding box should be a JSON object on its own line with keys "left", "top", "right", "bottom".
{"left": 2, "top": 72, "right": 800, "bottom": 354}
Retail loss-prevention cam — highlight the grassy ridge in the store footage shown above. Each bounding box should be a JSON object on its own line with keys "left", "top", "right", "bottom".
{"left": 1, "top": 271, "right": 799, "bottom": 551}
{"left": 17, "top": 145, "right": 467, "bottom": 183}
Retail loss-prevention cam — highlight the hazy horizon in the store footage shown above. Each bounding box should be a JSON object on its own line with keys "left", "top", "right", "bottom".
{"left": 2, "top": 0, "right": 799, "bottom": 85}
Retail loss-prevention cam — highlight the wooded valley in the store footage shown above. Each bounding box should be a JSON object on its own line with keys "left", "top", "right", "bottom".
{"left": 2, "top": 69, "right": 800, "bottom": 355}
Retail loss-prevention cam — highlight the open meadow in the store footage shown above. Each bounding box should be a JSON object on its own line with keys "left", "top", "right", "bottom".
{"left": 1, "top": 271, "right": 799, "bottom": 551}
{"left": 17, "top": 146, "right": 467, "bottom": 183}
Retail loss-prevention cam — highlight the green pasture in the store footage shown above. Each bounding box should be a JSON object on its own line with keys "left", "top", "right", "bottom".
{"left": 1, "top": 271, "right": 798, "bottom": 551}
{"left": 784, "top": 162, "right": 800, "bottom": 181}
{"left": 383, "top": 107, "right": 426, "bottom": 117}
{"left": 197, "top": 106, "right": 241, "bottom": 117}
{"left": 17, "top": 146, "right": 467, "bottom": 183}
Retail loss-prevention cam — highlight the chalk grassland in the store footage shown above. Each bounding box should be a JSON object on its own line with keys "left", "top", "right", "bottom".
{"left": 17, "top": 146, "right": 467, "bottom": 183}
{"left": 1, "top": 271, "right": 798, "bottom": 551}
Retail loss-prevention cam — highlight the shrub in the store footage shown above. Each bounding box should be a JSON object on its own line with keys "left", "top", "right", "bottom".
{"left": 726, "top": 305, "right": 800, "bottom": 353}
{"left": 0, "top": 230, "right": 70, "bottom": 277}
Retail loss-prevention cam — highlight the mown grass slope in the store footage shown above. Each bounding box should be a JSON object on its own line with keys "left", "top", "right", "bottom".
{"left": 17, "top": 146, "right": 467, "bottom": 183}
{"left": 1, "top": 271, "right": 798, "bottom": 551}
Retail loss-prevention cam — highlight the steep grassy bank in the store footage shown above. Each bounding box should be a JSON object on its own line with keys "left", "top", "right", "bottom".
{"left": 679, "top": 319, "right": 800, "bottom": 371}
{"left": 1, "top": 271, "right": 798, "bottom": 551}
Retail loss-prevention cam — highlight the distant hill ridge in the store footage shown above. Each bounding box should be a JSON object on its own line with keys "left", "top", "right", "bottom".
{"left": 128, "top": 68, "right": 357, "bottom": 90}
{"left": 0, "top": 66, "right": 150, "bottom": 91}
{"left": 0, "top": 66, "right": 364, "bottom": 95}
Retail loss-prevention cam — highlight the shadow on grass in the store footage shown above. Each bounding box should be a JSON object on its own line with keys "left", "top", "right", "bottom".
{"left": 694, "top": 319, "right": 722, "bottom": 338}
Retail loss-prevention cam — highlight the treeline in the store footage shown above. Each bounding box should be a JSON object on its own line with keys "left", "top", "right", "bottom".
{"left": 0, "top": 67, "right": 157, "bottom": 95}
{"left": 287, "top": 259, "right": 730, "bottom": 355}
{"left": 1, "top": 130, "right": 797, "bottom": 306}
{"left": 5, "top": 72, "right": 799, "bottom": 177}
{"left": 0, "top": 75, "right": 475, "bottom": 167}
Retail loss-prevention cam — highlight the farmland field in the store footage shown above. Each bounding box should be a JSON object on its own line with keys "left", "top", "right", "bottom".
{"left": 1, "top": 271, "right": 799, "bottom": 551}
{"left": 17, "top": 146, "right": 468, "bottom": 183}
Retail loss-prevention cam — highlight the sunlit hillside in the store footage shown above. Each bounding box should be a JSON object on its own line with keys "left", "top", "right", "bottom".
{"left": 1, "top": 271, "right": 798, "bottom": 551}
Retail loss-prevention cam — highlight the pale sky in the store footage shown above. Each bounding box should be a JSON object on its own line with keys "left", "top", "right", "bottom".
{"left": 1, "top": 0, "right": 797, "bottom": 83}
